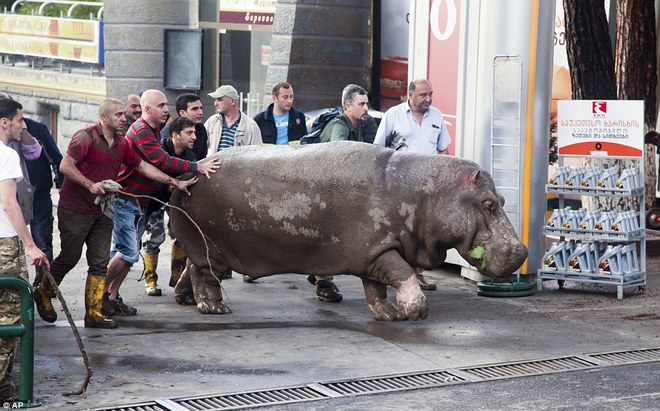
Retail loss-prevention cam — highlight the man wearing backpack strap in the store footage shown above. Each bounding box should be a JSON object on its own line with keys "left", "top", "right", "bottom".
{"left": 306, "top": 84, "right": 370, "bottom": 302}
{"left": 319, "top": 84, "right": 370, "bottom": 143}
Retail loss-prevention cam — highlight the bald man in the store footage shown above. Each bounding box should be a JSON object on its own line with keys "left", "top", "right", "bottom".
{"left": 33, "top": 98, "right": 201, "bottom": 329}
{"left": 104, "top": 90, "right": 220, "bottom": 319}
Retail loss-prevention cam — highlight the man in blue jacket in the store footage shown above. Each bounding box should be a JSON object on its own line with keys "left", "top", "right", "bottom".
{"left": 254, "top": 82, "right": 307, "bottom": 145}
{"left": 252, "top": 83, "right": 342, "bottom": 302}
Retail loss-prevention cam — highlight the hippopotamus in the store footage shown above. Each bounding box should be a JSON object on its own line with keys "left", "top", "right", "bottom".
{"left": 169, "top": 141, "right": 527, "bottom": 321}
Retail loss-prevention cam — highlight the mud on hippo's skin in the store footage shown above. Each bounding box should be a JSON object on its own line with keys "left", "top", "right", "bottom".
{"left": 169, "top": 142, "right": 527, "bottom": 320}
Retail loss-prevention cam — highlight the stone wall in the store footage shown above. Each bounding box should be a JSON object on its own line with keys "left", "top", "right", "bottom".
{"left": 267, "top": 0, "right": 371, "bottom": 111}
{"left": 104, "top": 0, "right": 199, "bottom": 105}
{"left": 0, "top": 65, "right": 105, "bottom": 150}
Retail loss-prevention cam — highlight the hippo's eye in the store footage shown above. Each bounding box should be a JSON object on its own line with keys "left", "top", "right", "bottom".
{"left": 483, "top": 200, "right": 497, "bottom": 213}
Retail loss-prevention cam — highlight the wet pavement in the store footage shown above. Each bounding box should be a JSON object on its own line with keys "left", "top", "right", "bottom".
{"left": 26, "top": 241, "right": 659, "bottom": 410}
{"left": 19, "top": 194, "right": 660, "bottom": 409}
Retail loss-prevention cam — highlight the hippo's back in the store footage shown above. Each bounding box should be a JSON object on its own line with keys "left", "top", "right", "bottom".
{"left": 169, "top": 141, "right": 479, "bottom": 275}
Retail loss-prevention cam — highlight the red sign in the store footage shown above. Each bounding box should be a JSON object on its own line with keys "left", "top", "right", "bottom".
{"left": 557, "top": 100, "right": 644, "bottom": 158}
{"left": 219, "top": 11, "right": 274, "bottom": 26}
{"left": 427, "top": 0, "right": 461, "bottom": 156}
{"left": 592, "top": 101, "right": 607, "bottom": 116}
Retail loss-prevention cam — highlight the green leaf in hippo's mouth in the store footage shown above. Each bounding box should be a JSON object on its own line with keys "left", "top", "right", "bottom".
{"left": 469, "top": 245, "right": 486, "bottom": 260}
{"left": 469, "top": 245, "right": 488, "bottom": 270}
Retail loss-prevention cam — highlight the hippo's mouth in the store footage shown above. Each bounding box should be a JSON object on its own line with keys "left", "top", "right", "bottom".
{"left": 463, "top": 242, "right": 527, "bottom": 279}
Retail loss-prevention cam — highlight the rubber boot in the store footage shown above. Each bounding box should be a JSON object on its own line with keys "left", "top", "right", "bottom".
{"left": 84, "top": 275, "right": 118, "bottom": 329}
{"left": 34, "top": 274, "right": 62, "bottom": 323}
{"left": 416, "top": 268, "right": 437, "bottom": 291}
{"left": 170, "top": 244, "right": 187, "bottom": 288}
{"left": 144, "top": 253, "right": 162, "bottom": 296}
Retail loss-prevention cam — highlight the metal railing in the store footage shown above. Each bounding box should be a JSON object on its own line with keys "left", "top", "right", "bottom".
{"left": 0, "top": 275, "right": 38, "bottom": 406}
{"left": 239, "top": 92, "right": 267, "bottom": 118}
{"left": 10, "top": 0, "right": 103, "bottom": 19}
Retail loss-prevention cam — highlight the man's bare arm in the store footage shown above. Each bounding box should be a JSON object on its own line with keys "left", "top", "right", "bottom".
{"left": 0, "top": 179, "right": 49, "bottom": 268}
{"left": 60, "top": 153, "right": 106, "bottom": 195}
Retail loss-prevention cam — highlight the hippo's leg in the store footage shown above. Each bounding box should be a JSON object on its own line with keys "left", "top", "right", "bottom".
{"left": 190, "top": 264, "right": 231, "bottom": 315}
{"left": 361, "top": 278, "right": 403, "bottom": 321}
{"left": 174, "top": 259, "right": 195, "bottom": 305}
{"left": 366, "top": 250, "right": 427, "bottom": 321}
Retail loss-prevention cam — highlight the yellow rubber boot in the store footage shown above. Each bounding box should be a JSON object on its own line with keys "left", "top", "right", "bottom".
{"left": 170, "top": 244, "right": 187, "bottom": 287}
{"left": 144, "top": 253, "right": 162, "bottom": 296}
{"left": 84, "top": 275, "right": 118, "bottom": 329}
{"left": 34, "top": 275, "right": 61, "bottom": 323}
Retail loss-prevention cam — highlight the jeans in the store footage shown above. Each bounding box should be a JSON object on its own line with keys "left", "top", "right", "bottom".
{"left": 110, "top": 197, "right": 147, "bottom": 264}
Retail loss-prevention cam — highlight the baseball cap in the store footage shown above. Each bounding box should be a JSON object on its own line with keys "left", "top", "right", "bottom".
{"left": 208, "top": 85, "right": 239, "bottom": 100}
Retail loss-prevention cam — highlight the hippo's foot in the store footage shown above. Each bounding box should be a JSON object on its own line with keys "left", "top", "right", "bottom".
{"left": 368, "top": 298, "right": 406, "bottom": 321}
{"left": 197, "top": 300, "right": 231, "bottom": 315}
{"left": 397, "top": 295, "right": 428, "bottom": 321}
{"left": 175, "top": 293, "right": 196, "bottom": 306}
{"left": 396, "top": 275, "right": 428, "bottom": 321}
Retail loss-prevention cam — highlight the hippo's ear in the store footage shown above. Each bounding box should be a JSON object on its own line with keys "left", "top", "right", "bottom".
{"left": 467, "top": 170, "right": 482, "bottom": 188}
{"left": 457, "top": 169, "right": 487, "bottom": 190}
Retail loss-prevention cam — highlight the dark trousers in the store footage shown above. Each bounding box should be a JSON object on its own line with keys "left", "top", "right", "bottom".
{"left": 51, "top": 207, "right": 114, "bottom": 280}
{"left": 31, "top": 190, "right": 54, "bottom": 261}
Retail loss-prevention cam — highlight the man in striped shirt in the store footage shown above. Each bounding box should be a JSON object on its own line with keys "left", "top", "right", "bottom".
{"left": 204, "top": 85, "right": 262, "bottom": 155}
{"left": 105, "top": 90, "right": 220, "bottom": 317}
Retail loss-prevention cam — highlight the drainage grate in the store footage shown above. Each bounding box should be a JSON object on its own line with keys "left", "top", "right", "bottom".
{"left": 173, "top": 386, "right": 326, "bottom": 410}
{"left": 91, "top": 347, "right": 660, "bottom": 411}
{"left": 320, "top": 370, "right": 466, "bottom": 396}
{"left": 459, "top": 356, "right": 598, "bottom": 380}
{"left": 588, "top": 347, "right": 660, "bottom": 365}
{"left": 91, "top": 401, "right": 170, "bottom": 411}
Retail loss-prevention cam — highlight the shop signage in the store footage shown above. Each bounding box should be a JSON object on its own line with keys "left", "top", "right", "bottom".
{"left": 557, "top": 100, "right": 644, "bottom": 158}
{"left": 219, "top": 0, "right": 276, "bottom": 26}
{"left": 0, "top": 14, "right": 102, "bottom": 64}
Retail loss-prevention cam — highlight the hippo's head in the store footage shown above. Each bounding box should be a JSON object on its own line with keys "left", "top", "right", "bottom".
{"left": 429, "top": 167, "right": 528, "bottom": 279}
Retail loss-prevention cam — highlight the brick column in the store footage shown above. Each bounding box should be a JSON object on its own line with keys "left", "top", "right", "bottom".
{"left": 104, "top": 0, "right": 198, "bottom": 102}
{"left": 267, "top": 0, "right": 371, "bottom": 111}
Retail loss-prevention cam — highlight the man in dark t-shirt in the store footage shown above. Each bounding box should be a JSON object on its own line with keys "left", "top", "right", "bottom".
{"left": 34, "top": 98, "right": 198, "bottom": 329}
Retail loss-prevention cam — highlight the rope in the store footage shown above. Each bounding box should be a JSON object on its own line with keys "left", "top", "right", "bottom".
{"left": 107, "top": 188, "right": 227, "bottom": 304}
{"left": 34, "top": 184, "right": 229, "bottom": 398}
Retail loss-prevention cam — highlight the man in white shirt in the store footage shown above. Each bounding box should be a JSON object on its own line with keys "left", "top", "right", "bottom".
{"left": 374, "top": 79, "right": 451, "bottom": 155}
{"left": 373, "top": 79, "right": 452, "bottom": 290}
{"left": 0, "top": 97, "right": 49, "bottom": 402}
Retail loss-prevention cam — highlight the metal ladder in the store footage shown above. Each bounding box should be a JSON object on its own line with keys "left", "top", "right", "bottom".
{"left": 491, "top": 55, "right": 523, "bottom": 235}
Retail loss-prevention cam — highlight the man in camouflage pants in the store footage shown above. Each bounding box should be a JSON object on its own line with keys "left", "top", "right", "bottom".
{"left": 0, "top": 97, "right": 49, "bottom": 401}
